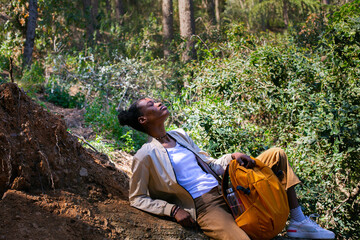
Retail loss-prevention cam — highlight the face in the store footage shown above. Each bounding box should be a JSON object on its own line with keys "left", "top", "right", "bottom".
{"left": 137, "top": 98, "right": 169, "bottom": 126}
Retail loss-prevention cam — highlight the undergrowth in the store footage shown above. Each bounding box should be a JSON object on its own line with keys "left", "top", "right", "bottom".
{"left": 1, "top": 1, "right": 358, "bottom": 239}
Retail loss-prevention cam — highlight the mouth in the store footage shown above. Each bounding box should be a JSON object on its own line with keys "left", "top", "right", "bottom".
{"left": 160, "top": 106, "right": 167, "bottom": 111}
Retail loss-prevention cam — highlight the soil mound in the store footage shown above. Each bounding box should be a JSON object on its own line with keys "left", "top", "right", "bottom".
{"left": 0, "top": 83, "right": 207, "bottom": 239}
{"left": 0, "top": 82, "right": 127, "bottom": 198}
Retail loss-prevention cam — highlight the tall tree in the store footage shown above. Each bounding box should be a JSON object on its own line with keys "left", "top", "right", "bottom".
{"left": 82, "top": 0, "right": 99, "bottom": 42}
{"left": 283, "top": 0, "right": 289, "bottom": 28}
{"left": 104, "top": 0, "right": 112, "bottom": 17}
{"left": 83, "top": 0, "right": 94, "bottom": 41}
{"left": 178, "top": 0, "right": 196, "bottom": 61}
{"left": 203, "top": 0, "right": 216, "bottom": 26}
{"left": 91, "top": 0, "right": 99, "bottom": 38}
{"left": 115, "top": 0, "right": 125, "bottom": 23}
{"left": 23, "top": 0, "right": 38, "bottom": 68}
{"left": 215, "top": 0, "right": 221, "bottom": 29}
{"left": 162, "top": 0, "right": 174, "bottom": 58}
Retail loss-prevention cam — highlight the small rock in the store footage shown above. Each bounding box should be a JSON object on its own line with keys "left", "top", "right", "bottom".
{"left": 104, "top": 218, "right": 109, "bottom": 227}
{"left": 79, "top": 167, "right": 88, "bottom": 177}
{"left": 31, "top": 223, "right": 39, "bottom": 229}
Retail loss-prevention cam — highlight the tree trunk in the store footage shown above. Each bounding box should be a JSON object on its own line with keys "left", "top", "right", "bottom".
{"left": 283, "top": 0, "right": 289, "bottom": 28}
{"left": 23, "top": 0, "right": 38, "bottom": 69}
{"left": 203, "top": 0, "right": 216, "bottom": 26}
{"left": 83, "top": 0, "right": 94, "bottom": 41}
{"left": 178, "top": 0, "right": 196, "bottom": 62}
{"left": 104, "top": 0, "right": 111, "bottom": 18}
{"left": 82, "top": 0, "right": 99, "bottom": 42}
{"left": 115, "top": 0, "right": 125, "bottom": 24}
{"left": 215, "top": 0, "right": 220, "bottom": 29}
{"left": 91, "top": 0, "right": 99, "bottom": 39}
{"left": 238, "top": 0, "right": 244, "bottom": 9}
{"left": 162, "top": 0, "right": 174, "bottom": 58}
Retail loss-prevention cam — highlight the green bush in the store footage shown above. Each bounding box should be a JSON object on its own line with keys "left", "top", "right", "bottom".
{"left": 20, "top": 61, "right": 46, "bottom": 93}
{"left": 44, "top": 80, "right": 85, "bottom": 108}
{"left": 84, "top": 98, "right": 147, "bottom": 153}
{"left": 170, "top": 4, "right": 359, "bottom": 238}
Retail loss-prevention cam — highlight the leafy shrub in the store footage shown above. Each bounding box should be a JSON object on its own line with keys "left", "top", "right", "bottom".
{"left": 84, "top": 98, "right": 147, "bottom": 153}
{"left": 20, "top": 61, "right": 46, "bottom": 92}
{"left": 171, "top": 4, "right": 359, "bottom": 238}
{"left": 44, "top": 80, "right": 85, "bottom": 108}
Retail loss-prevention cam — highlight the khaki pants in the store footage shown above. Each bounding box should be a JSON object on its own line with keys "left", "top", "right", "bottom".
{"left": 195, "top": 148, "right": 301, "bottom": 240}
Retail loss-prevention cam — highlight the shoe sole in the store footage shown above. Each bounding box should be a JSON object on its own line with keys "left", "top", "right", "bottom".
{"left": 287, "top": 231, "right": 335, "bottom": 239}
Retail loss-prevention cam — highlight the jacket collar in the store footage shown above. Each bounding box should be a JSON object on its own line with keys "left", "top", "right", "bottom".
{"left": 147, "top": 131, "right": 190, "bottom": 150}
{"left": 147, "top": 131, "right": 221, "bottom": 183}
{"left": 147, "top": 132, "right": 181, "bottom": 182}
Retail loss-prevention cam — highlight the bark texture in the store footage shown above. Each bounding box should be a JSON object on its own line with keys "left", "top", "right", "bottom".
{"left": 162, "top": 0, "right": 174, "bottom": 58}
{"left": 83, "top": 0, "right": 99, "bottom": 42}
{"left": 203, "top": 0, "right": 216, "bottom": 25}
{"left": 115, "top": 0, "right": 125, "bottom": 24}
{"left": 83, "top": 0, "right": 94, "bottom": 41}
{"left": 104, "top": 0, "right": 111, "bottom": 17}
{"left": 215, "top": 0, "right": 220, "bottom": 29}
{"left": 23, "top": 0, "right": 38, "bottom": 68}
{"left": 91, "top": 0, "right": 99, "bottom": 38}
{"left": 178, "top": 0, "right": 196, "bottom": 61}
{"left": 283, "top": 0, "right": 289, "bottom": 28}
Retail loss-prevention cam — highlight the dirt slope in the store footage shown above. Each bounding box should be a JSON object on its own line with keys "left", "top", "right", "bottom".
{"left": 0, "top": 83, "right": 206, "bottom": 240}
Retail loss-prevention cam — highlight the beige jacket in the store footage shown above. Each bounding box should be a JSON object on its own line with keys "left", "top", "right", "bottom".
{"left": 129, "top": 129, "right": 233, "bottom": 220}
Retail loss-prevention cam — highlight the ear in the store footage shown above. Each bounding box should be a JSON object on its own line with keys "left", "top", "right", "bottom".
{"left": 138, "top": 116, "right": 147, "bottom": 125}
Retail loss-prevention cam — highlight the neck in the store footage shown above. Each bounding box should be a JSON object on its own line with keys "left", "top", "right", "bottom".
{"left": 147, "top": 123, "right": 168, "bottom": 142}
{"left": 155, "top": 133, "right": 167, "bottom": 140}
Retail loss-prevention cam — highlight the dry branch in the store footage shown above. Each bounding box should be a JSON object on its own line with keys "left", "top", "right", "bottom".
{"left": 73, "top": 133, "right": 99, "bottom": 153}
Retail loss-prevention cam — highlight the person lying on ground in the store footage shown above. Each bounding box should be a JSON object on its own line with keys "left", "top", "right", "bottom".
{"left": 117, "top": 97, "right": 335, "bottom": 240}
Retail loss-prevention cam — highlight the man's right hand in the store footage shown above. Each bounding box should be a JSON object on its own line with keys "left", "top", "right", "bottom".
{"left": 231, "top": 152, "right": 256, "bottom": 169}
{"left": 174, "top": 208, "right": 196, "bottom": 228}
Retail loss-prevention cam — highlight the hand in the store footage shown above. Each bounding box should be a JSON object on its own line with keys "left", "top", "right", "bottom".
{"left": 231, "top": 152, "right": 256, "bottom": 169}
{"left": 174, "top": 208, "right": 196, "bottom": 228}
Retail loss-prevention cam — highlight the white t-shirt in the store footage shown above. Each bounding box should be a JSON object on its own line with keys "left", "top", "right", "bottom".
{"left": 166, "top": 142, "right": 219, "bottom": 198}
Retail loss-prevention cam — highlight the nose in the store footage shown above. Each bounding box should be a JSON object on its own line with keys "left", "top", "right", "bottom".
{"left": 156, "top": 102, "right": 163, "bottom": 107}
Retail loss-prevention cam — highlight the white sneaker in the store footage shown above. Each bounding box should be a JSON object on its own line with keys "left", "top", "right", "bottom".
{"left": 287, "top": 215, "right": 335, "bottom": 239}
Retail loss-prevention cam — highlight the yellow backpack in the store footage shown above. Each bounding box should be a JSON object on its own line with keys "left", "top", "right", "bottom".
{"left": 222, "top": 158, "right": 289, "bottom": 240}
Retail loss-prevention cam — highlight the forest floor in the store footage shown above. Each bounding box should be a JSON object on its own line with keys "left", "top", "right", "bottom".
{"left": 0, "top": 83, "right": 294, "bottom": 240}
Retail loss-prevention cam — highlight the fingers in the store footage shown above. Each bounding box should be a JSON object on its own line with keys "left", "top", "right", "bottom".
{"left": 231, "top": 152, "right": 256, "bottom": 168}
{"left": 237, "top": 159, "right": 244, "bottom": 166}
{"left": 245, "top": 158, "right": 256, "bottom": 168}
{"left": 175, "top": 208, "right": 196, "bottom": 228}
{"left": 232, "top": 152, "right": 245, "bottom": 166}
{"left": 179, "top": 216, "right": 196, "bottom": 227}
{"left": 243, "top": 155, "right": 255, "bottom": 168}
{"left": 232, "top": 152, "right": 256, "bottom": 169}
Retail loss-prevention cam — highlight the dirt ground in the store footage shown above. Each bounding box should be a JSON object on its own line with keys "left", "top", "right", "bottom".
{"left": 0, "top": 83, "right": 291, "bottom": 240}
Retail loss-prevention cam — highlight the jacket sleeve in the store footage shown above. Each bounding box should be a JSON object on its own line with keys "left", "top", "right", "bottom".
{"left": 129, "top": 155, "right": 175, "bottom": 217}
{"left": 182, "top": 130, "right": 233, "bottom": 176}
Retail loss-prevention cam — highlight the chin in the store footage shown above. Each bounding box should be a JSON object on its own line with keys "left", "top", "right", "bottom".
{"left": 163, "top": 111, "right": 170, "bottom": 119}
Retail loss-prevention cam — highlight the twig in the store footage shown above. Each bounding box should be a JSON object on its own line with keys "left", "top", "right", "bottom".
{"left": 9, "top": 57, "right": 14, "bottom": 83}
{"left": 38, "top": 150, "right": 55, "bottom": 190}
{"left": 333, "top": 182, "right": 360, "bottom": 212}
{"left": 73, "top": 133, "right": 99, "bottom": 153}
{"left": 116, "top": 85, "right": 128, "bottom": 112}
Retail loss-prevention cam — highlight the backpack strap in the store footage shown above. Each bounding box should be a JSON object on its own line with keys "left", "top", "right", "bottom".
{"left": 236, "top": 185, "right": 250, "bottom": 195}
